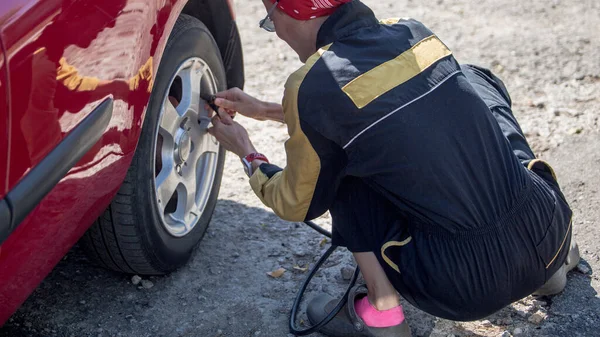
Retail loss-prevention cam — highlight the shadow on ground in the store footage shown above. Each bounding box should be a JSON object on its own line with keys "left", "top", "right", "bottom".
{"left": 1, "top": 137, "right": 599, "bottom": 337}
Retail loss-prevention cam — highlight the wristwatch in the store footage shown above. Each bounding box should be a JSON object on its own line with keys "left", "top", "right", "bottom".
{"left": 241, "top": 153, "right": 269, "bottom": 177}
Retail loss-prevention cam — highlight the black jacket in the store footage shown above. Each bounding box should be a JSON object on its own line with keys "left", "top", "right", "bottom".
{"left": 249, "top": 1, "right": 564, "bottom": 236}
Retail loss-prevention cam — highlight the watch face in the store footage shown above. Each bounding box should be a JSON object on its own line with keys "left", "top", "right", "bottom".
{"left": 242, "top": 158, "right": 252, "bottom": 177}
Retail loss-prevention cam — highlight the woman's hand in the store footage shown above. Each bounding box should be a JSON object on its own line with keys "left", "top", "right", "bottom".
{"left": 214, "top": 88, "right": 285, "bottom": 123}
{"left": 207, "top": 110, "right": 256, "bottom": 158}
{"left": 214, "top": 87, "right": 267, "bottom": 120}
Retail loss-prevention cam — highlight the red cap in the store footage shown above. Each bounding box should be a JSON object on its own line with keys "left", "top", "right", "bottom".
{"left": 270, "top": 0, "right": 352, "bottom": 21}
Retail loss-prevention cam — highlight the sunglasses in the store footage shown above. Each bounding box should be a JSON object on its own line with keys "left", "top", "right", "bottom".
{"left": 259, "top": 0, "right": 279, "bottom": 32}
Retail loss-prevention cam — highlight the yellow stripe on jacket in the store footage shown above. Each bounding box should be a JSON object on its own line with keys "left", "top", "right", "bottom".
{"left": 341, "top": 35, "right": 452, "bottom": 109}
{"left": 249, "top": 45, "right": 331, "bottom": 221}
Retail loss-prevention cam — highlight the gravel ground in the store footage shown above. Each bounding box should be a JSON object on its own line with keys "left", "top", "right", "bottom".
{"left": 2, "top": 0, "right": 599, "bottom": 336}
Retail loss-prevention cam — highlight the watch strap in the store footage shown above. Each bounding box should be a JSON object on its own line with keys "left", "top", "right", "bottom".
{"left": 244, "top": 153, "right": 269, "bottom": 164}
{"left": 242, "top": 153, "right": 269, "bottom": 177}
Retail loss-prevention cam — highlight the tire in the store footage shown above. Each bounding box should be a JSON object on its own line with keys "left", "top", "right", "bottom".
{"left": 81, "top": 14, "right": 227, "bottom": 275}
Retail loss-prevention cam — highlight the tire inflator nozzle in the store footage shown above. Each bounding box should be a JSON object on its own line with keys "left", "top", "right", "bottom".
{"left": 200, "top": 93, "right": 219, "bottom": 113}
{"left": 199, "top": 93, "right": 218, "bottom": 128}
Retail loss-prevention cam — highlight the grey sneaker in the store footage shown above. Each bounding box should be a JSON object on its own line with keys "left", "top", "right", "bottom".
{"left": 533, "top": 240, "right": 580, "bottom": 296}
{"left": 306, "top": 285, "right": 412, "bottom": 337}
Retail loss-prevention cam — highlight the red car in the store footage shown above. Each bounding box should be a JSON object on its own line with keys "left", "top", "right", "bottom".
{"left": 0, "top": 0, "right": 243, "bottom": 324}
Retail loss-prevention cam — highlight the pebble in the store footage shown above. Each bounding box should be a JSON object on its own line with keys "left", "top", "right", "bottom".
{"left": 528, "top": 312, "right": 545, "bottom": 325}
{"left": 530, "top": 99, "right": 546, "bottom": 109}
{"left": 576, "top": 263, "right": 590, "bottom": 274}
{"left": 131, "top": 275, "right": 142, "bottom": 285}
{"left": 568, "top": 127, "right": 583, "bottom": 135}
{"left": 554, "top": 107, "right": 581, "bottom": 117}
{"left": 533, "top": 299, "right": 547, "bottom": 307}
{"left": 293, "top": 249, "right": 307, "bottom": 257}
{"left": 500, "top": 331, "right": 511, "bottom": 337}
{"left": 340, "top": 266, "right": 354, "bottom": 281}
{"left": 217, "top": 329, "right": 223, "bottom": 335}
{"left": 267, "top": 248, "right": 282, "bottom": 257}
{"left": 141, "top": 280, "right": 154, "bottom": 289}
{"left": 79, "top": 300, "right": 86, "bottom": 305}
{"left": 513, "top": 327, "right": 524, "bottom": 335}
{"left": 232, "top": 252, "right": 240, "bottom": 258}
{"left": 482, "top": 320, "right": 493, "bottom": 327}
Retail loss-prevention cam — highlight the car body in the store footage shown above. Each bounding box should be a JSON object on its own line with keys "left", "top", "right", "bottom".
{"left": 0, "top": 0, "right": 243, "bottom": 324}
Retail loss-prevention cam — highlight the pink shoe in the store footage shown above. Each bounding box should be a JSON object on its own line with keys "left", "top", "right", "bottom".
{"left": 306, "top": 285, "right": 412, "bottom": 337}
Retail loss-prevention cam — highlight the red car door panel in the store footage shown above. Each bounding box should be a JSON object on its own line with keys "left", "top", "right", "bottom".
{"left": 4, "top": 0, "right": 143, "bottom": 188}
{"left": 0, "top": 35, "right": 9, "bottom": 230}
{"left": 0, "top": 36, "right": 7, "bottom": 198}
{"left": 0, "top": 0, "right": 185, "bottom": 323}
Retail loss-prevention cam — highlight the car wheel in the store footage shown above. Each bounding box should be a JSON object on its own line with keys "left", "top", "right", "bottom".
{"left": 81, "top": 14, "right": 226, "bottom": 275}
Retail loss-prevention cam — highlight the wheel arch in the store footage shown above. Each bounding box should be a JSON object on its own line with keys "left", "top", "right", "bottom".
{"left": 181, "top": 0, "right": 245, "bottom": 90}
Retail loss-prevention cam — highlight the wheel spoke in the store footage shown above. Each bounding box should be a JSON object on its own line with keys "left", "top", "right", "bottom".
{"left": 195, "top": 154, "right": 216, "bottom": 213}
{"left": 189, "top": 122, "right": 217, "bottom": 152}
{"left": 198, "top": 132, "right": 220, "bottom": 155}
{"left": 178, "top": 62, "right": 203, "bottom": 116}
{"left": 160, "top": 99, "right": 182, "bottom": 136}
{"left": 181, "top": 180, "right": 199, "bottom": 226}
{"left": 155, "top": 168, "right": 180, "bottom": 212}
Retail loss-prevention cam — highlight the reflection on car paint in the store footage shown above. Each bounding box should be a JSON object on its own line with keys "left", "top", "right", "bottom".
{"left": 8, "top": 1, "right": 156, "bottom": 186}
{"left": 0, "top": 0, "right": 181, "bottom": 324}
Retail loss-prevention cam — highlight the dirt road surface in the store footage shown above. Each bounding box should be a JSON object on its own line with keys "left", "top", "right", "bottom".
{"left": 1, "top": 0, "right": 599, "bottom": 336}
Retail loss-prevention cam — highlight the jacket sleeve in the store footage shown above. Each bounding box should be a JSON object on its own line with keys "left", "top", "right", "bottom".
{"left": 249, "top": 76, "right": 347, "bottom": 222}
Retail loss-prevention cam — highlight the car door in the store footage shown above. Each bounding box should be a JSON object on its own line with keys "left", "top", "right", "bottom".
{"left": 3, "top": 0, "right": 120, "bottom": 191}
{"left": 0, "top": 0, "right": 162, "bottom": 323}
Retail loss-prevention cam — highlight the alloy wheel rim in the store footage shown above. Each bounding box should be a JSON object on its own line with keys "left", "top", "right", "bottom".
{"left": 152, "top": 57, "right": 220, "bottom": 237}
